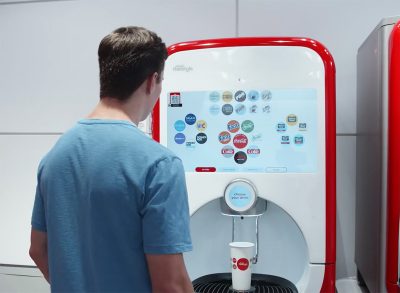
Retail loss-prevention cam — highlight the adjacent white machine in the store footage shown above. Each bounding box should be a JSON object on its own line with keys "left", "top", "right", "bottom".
{"left": 356, "top": 16, "right": 400, "bottom": 293}
{"left": 153, "top": 37, "right": 336, "bottom": 293}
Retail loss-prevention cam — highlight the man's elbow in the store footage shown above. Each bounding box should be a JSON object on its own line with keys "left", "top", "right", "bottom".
{"left": 29, "top": 246, "right": 44, "bottom": 263}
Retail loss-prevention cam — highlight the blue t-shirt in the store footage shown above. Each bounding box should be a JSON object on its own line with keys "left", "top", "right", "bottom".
{"left": 31, "top": 119, "right": 192, "bottom": 293}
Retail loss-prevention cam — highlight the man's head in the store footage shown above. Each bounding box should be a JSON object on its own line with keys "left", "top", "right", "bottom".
{"left": 98, "top": 26, "right": 167, "bottom": 101}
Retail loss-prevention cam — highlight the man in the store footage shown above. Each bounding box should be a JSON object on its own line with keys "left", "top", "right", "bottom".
{"left": 29, "top": 26, "right": 193, "bottom": 292}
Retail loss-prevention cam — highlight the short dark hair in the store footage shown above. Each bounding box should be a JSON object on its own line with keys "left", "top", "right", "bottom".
{"left": 98, "top": 26, "right": 167, "bottom": 100}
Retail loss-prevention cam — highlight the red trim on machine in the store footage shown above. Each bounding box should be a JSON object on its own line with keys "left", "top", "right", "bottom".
{"left": 152, "top": 37, "right": 336, "bottom": 292}
{"left": 386, "top": 20, "right": 400, "bottom": 293}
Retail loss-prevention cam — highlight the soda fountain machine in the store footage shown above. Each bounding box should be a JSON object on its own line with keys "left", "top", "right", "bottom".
{"left": 356, "top": 16, "right": 400, "bottom": 293}
{"left": 152, "top": 37, "right": 336, "bottom": 293}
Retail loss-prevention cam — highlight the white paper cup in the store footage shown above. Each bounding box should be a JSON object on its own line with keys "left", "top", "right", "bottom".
{"left": 229, "top": 241, "right": 254, "bottom": 291}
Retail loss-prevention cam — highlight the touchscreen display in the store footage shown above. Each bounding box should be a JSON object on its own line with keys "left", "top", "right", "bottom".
{"left": 166, "top": 89, "right": 318, "bottom": 173}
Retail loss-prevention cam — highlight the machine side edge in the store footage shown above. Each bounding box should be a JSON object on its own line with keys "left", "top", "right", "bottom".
{"left": 386, "top": 20, "right": 400, "bottom": 293}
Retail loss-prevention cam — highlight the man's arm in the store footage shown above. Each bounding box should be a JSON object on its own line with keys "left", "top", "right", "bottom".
{"left": 29, "top": 228, "right": 49, "bottom": 283}
{"left": 146, "top": 253, "right": 193, "bottom": 293}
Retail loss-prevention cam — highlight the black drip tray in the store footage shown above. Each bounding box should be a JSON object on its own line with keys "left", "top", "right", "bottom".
{"left": 193, "top": 273, "right": 298, "bottom": 293}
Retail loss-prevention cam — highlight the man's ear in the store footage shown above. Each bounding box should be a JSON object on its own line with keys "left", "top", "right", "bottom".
{"left": 145, "top": 72, "right": 158, "bottom": 94}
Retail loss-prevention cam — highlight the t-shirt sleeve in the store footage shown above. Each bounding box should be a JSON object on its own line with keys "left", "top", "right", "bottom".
{"left": 142, "top": 156, "right": 192, "bottom": 254}
{"left": 31, "top": 165, "right": 47, "bottom": 232}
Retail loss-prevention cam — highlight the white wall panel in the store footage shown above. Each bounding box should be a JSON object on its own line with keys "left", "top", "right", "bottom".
{"left": 0, "top": 135, "right": 60, "bottom": 265}
{"left": 336, "top": 135, "right": 357, "bottom": 279}
{"left": 238, "top": 0, "right": 400, "bottom": 134}
{"left": 0, "top": 0, "right": 236, "bottom": 133}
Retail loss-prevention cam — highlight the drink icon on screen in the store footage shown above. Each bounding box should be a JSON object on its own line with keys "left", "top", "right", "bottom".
{"left": 219, "top": 131, "right": 231, "bottom": 144}
{"left": 286, "top": 114, "right": 298, "bottom": 126}
{"left": 209, "top": 104, "right": 220, "bottom": 116}
{"left": 196, "top": 133, "right": 207, "bottom": 144}
{"left": 196, "top": 120, "right": 207, "bottom": 132}
{"left": 294, "top": 135, "right": 304, "bottom": 145}
{"left": 209, "top": 91, "right": 220, "bottom": 102}
{"left": 174, "top": 133, "right": 186, "bottom": 144}
{"left": 276, "top": 122, "right": 287, "bottom": 132}
{"left": 299, "top": 123, "right": 307, "bottom": 131}
{"left": 241, "top": 120, "right": 254, "bottom": 133}
{"left": 281, "top": 136, "right": 290, "bottom": 144}
{"left": 251, "top": 133, "right": 262, "bottom": 142}
{"left": 262, "top": 105, "right": 270, "bottom": 113}
{"left": 250, "top": 105, "right": 258, "bottom": 114}
{"left": 234, "top": 90, "right": 246, "bottom": 102}
{"left": 185, "top": 113, "right": 196, "bottom": 125}
{"left": 247, "top": 145, "right": 260, "bottom": 158}
{"left": 227, "top": 120, "right": 240, "bottom": 133}
{"left": 223, "top": 91, "right": 233, "bottom": 102}
{"left": 235, "top": 104, "right": 246, "bottom": 115}
{"left": 169, "top": 92, "right": 182, "bottom": 107}
{"left": 221, "top": 145, "right": 235, "bottom": 158}
{"left": 174, "top": 120, "right": 186, "bottom": 132}
{"left": 248, "top": 90, "right": 259, "bottom": 102}
{"left": 222, "top": 104, "right": 234, "bottom": 115}
{"left": 234, "top": 151, "right": 247, "bottom": 164}
{"left": 261, "top": 90, "right": 272, "bottom": 101}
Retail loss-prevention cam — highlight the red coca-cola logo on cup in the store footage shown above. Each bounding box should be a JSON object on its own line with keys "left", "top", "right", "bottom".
{"left": 233, "top": 134, "right": 248, "bottom": 149}
{"left": 237, "top": 258, "right": 249, "bottom": 271}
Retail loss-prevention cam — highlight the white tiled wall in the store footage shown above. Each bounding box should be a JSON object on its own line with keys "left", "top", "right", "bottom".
{"left": 238, "top": 0, "right": 400, "bottom": 134}
{"left": 0, "top": 135, "right": 60, "bottom": 266}
{"left": 0, "top": 0, "right": 236, "bottom": 133}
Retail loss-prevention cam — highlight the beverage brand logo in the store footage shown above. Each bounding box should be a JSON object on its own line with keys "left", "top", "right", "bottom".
{"left": 209, "top": 104, "right": 220, "bottom": 116}
{"left": 227, "top": 120, "right": 240, "bottom": 133}
{"left": 235, "top": 104, "right": 246, "bottom": 115}
{"left": 234, "top": 151, "right": 247, "bottom": 164}
{"left": 221, "top": 145, "right": 235, "bottom": 158}
{"left": 247, "top": 146, "right": 260, "bottom": 158}
{"left": 248, "top": 90, "right": 259, "bottom": 102}
{"left": 237, "top": 258, "right": 249, "bottom": 271}
{"left": 261, "top": 90, "right": 272, "bottom": 101}
{"left": 196, "top": 120, "right": 207, "bottom": 132}
{"left": 196, "top": 133, "right": 207, "bottom": 144}
{"left": 174, "top": 120, "right": 186, "bottom": 132}
{"left": 174, "top": 133, "right": 186, "bottom": 144}
{"left": 218, "top": 131, "right": 231, "bottom": 144}
{"left": 209, "top": 91, "right": 220, "bottom": 102}
{"left": 241, "top": 120, "right": 254, "bottom": 133}
{"left": 233, "top": 134, "right": 248, "bottom": 149}
{"left": 185, "top": 113, "right": 196, "bottom": 125}
{"left": 234, "top": 90, "right": 246, "bottom": 102}
{"left": 222, "top": 91, "right": 233, "bottom": 102}
{"left": 222, "top": 104, "right": 234, "bottom": 115}
{"left": 250, "top": 105, "right": 258, "bottom": 114}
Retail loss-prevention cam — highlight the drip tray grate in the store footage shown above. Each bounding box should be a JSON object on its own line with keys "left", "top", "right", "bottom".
{"left": 193, "top": 273, "right": 298, "bottom": 293}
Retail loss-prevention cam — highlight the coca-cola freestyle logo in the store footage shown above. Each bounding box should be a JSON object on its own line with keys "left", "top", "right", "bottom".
{"left": 232, "top": 258, "right": 249, "bottom": 271}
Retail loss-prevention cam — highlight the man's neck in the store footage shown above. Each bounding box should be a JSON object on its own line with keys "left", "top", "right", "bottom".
{"left": 87, "top": 97, "right": 142, "bottom": 126}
